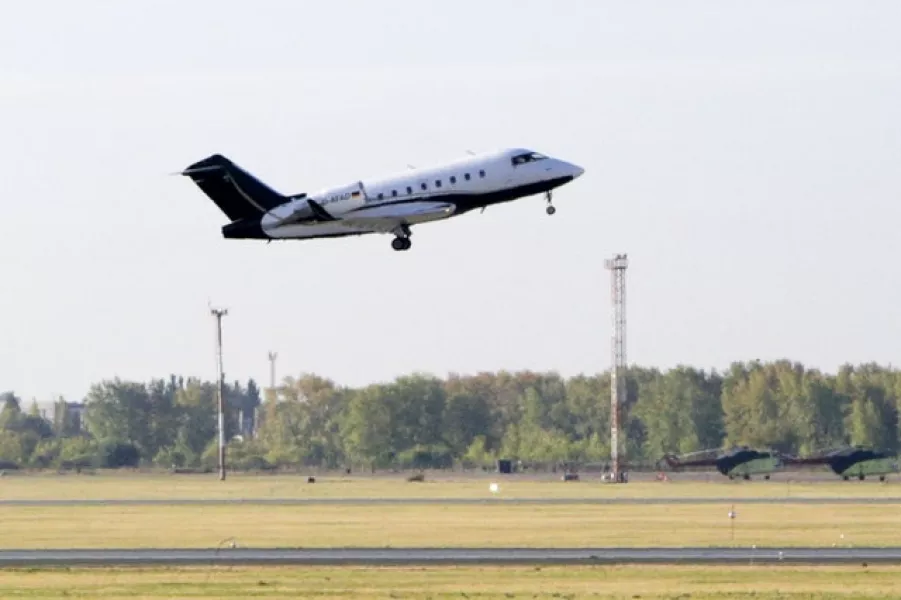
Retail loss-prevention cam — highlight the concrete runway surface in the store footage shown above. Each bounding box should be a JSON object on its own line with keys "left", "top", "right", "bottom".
{"left": 0, "top": 547, "right": 899, "bottom": 566}
{"left": 2, "top": 496, "right": 901, "bottom": 506}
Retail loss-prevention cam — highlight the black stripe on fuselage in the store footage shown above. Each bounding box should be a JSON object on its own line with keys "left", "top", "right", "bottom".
{"left": 221, "top": 175, "right": 574, "bottom": 240}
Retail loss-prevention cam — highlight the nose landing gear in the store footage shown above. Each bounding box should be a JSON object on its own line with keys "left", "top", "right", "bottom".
{"left": 545, "top": 191, "right": 556, "bottom": 215}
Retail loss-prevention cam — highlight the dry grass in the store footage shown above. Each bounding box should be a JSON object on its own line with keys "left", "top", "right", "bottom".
{"left": 1, "top": 471, "right": 899, "bottom": 501}
{"left": 0, "top": 565, "right": 899, "bottom": 599}
{"left": 0, "top": 503, "right": 896, "bottom": 549}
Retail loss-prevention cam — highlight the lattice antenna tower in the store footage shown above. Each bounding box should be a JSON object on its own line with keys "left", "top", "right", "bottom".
{"left": 210, "top": 304, "right": 229, "bottom": 481}
{"left": 604, "top": 253, "right": 628, "bottom": 482}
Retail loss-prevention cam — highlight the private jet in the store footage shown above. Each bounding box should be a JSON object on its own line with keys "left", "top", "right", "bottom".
{"left": 180, "top": 148, "right": 584, "bottom": 250}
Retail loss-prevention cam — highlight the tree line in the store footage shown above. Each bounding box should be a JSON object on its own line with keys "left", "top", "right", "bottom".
{"left": 1, "top": 360, "right": 899, "bottom": 472}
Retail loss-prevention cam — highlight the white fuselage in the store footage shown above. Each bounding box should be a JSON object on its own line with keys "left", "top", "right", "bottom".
{"left": 260, "top": 147, "right": 584, "bottom": 240}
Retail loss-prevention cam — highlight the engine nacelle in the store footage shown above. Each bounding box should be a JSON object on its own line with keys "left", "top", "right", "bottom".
{"left": 306, "top": 181, "right": 368, "bottom": 213}
{"left": 263, "top": 181, "right": 368, "bottom": 227}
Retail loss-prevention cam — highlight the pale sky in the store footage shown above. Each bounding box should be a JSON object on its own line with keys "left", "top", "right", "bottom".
{"left": 1, "top": 1, "right": 899, "bottom": 404}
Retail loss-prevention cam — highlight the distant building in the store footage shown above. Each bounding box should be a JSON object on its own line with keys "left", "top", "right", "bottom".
{"left": 237, "top": 408, "right": 255, "bottom": 438}
{"left": 67, "top": 402, "right": 85, "bottom": 429}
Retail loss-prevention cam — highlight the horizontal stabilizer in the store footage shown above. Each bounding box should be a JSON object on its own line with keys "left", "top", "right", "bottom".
{"left": 181, "top": 154, "right": 288, "bottom": 221}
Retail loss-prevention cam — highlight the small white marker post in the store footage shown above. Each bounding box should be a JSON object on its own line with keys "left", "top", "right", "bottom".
{"left": 728, "top": 504, "right": 737, "bottom": 542}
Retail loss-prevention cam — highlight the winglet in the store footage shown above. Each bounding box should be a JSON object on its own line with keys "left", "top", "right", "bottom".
{"left": 307, "top": 199, "right": 337, "bottom": 222}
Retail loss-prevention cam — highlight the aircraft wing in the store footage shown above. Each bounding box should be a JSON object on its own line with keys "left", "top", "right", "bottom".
{"left": 309, "top": 200, "right": 456, "bottom": 233}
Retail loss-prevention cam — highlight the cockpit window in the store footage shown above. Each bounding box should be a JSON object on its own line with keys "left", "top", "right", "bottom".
{"left": 511, "top": 152, "right": 548, "bottom": 166}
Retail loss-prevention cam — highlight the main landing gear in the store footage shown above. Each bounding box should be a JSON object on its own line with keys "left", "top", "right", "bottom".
{"left": 391, "top": 237, "right": 411, "bottom": 251}
{"left": 391, "top": 224, "right": 412, "bottom": 251}
{"left": 545, "top": 191, "right": 556, "bottom": 215}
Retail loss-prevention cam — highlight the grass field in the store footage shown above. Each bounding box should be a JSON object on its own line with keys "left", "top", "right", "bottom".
{"left": 1, "top": 503, "right": 897, "bottom": 549}
{"left": 3, "top": 473, "right": 900, "bottom": 552}
{"left": 0, "top": 565, "right": 898, "bottom": 599}
{"left": 1, "top": 471, "right": 900, "bottom": 501}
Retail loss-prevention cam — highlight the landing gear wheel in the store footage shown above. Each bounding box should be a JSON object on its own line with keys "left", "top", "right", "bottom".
{"left": 545, "top": 191, "right": 555, "bottom": 215}
{"left": 391, "top": 237, "right": 411, "bottom": 251}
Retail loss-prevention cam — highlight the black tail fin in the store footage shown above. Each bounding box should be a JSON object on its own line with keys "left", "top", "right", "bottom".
{"left": 181, "top": 154, "right": 287, "bottom": 221}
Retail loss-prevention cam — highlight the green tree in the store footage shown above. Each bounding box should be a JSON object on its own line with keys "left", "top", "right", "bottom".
{"left": 0, "top": 392, "right": 22, "bottom": 430}
{"left": 442, "top": 393, "right": 492, "bottom": 456}
{"left": 342, "top": 385, "right": 395, "bottom": 469}
{"left": 83, "top": 380, "right": 155, "bottom": 459}
{"left": 172, "top": 379, "right": 217, "bottom": 462}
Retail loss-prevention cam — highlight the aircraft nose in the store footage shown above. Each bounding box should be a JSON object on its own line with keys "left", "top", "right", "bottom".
{"left": 566, "top": 162, "right": 585, "bottom": 179}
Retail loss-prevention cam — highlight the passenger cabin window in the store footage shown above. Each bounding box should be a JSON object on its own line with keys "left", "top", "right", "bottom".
{"left": 435, "top": 180, "right": 442, "bottom": 188}
{"left": 464, "top": 173, "right": 471, "bottom": 181}
{"left": 377, "top": 193, "right": 384, "bottom": 200}
{"left": 392, "top": 190, "right": 398, "bottom": 197}
{"left": 450, "top": 176, "right": 457, "bottom": 184}
{"left": 420, "top": 182, "right": 427, "bottom": 191}
{"left": 511, "top": 152, "right": 548, "bottom": 166}
{"left": 479, "top": 169, "right": 486, "bottom": 178}
{"left": 407, "top": 186, "right": 413, "bottom": 194}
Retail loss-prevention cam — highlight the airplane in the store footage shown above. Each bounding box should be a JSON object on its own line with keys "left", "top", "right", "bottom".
{"left": 179, "top": 148, "right": 585, "bottom": 251}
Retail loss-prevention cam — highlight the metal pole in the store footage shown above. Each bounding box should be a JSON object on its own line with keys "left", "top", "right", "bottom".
{"left": 211, "top": 306, "right": 228, "bottom": 481}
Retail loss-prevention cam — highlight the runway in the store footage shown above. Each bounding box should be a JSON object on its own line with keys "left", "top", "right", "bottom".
{"left": 2, "top": 496, "right": 901, "bottom": 506}
{"left": 1, "top": 547, "right": 899, "bottom": 566}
